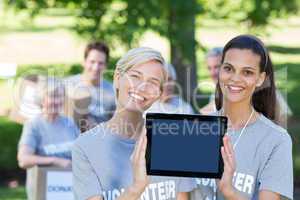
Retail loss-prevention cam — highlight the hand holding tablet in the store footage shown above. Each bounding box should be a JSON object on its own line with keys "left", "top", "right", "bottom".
{"left": 130, "top": 133, "right": 150, "bottom": 194}
{"left": 218, "top": 136, "right": 237, "bottom": 196}
{"left": 145, "top": 113, "right": 228, "bottom": 178}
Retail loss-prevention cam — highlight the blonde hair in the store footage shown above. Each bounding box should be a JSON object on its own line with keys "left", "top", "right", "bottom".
{"left": 115, "top": 47, "right": 166, "bottom": 77}
{"left": 36, "top": 76, "right": 65, "bottom": 106}
{"left": 114, "top": 47, "right": 168, "bottom": 97}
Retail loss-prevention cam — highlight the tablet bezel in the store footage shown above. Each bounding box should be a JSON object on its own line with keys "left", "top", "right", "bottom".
{"left": 145, "top": 113, "right": 227, "bottom": 178}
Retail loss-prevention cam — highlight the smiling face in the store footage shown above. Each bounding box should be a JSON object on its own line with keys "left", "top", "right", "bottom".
{"left": 160, "top": 75, "right": 176, "bottom": 102}
{"left": 42, "top": 88, "right": 65, "bottom": 115}
{"left": 83, "top": 49, "right": 107, "bottom": 83}
{"left": 219, "top": 48, "right": 266, "bottom": 105}
{"left": 115, "top": 60, "right": 165, "bottom": 113}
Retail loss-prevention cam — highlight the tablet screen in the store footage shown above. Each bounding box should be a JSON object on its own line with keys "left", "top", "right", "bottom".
{"left": 146, "top": 113, "right": 227, "bottom": 178}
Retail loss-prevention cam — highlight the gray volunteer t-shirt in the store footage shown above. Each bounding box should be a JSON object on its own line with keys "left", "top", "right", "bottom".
{"left": 64, "top": 75, "right": 116, "bottom": 123}
{"left": 19, "top": 114, "right": 80, "bottom": 158}
{"left": 72, "top": 124, "right": 196, "bottom": 200}
{"left": 19, "top": 114, "right": 80, "bottom": 200}
{"left": 190, "top": 114, "right": 293, "bottom": 200}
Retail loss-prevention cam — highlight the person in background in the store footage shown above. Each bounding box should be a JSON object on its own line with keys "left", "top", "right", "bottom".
{"left": 274, "top": 90, "right": 293, "bottom": 128}
{"left": 65, "top": 41, "right": 116, "bottom": 131}
{"left": 199, "top": 47, "right": 223, "bottom": 115}
{"left": 206, "top": 47, "right": 223, "bottom": 85}
{"left": 17, "top": 77, "right": 80, "bottom": 200}
{"left": 146, "top": 63, "right": 194, "bottom": 115}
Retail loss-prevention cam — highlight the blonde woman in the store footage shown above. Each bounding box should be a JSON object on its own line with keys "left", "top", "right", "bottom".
{"left": 72, "top": 47, "right": 237, "bottom": 200}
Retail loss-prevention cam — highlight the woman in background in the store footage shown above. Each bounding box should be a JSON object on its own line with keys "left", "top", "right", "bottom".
{"left": 146, "top": 63, "right": 194, "bottom": 115}
{"left": 17, "top": 77, "right": 80, "bottom": 200}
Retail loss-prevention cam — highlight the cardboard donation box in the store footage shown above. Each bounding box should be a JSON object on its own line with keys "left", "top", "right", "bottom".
{"left": 29, "top": 166, "right": 73, "bottom": 200}
{"left": 64, "top": 88, "right": 92, "bottom": 132}
{"left": 9, "top": 75, "right": 42, "bottom": 124}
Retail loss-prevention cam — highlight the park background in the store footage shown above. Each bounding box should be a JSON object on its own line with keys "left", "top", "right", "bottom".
{"left": 0, "top": 0, "right": 300, "bottom": 199}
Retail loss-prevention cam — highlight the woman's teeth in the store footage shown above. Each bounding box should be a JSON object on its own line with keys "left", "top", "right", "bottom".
{"left": 227, "top": 85, "right": 244, "bottom": 92}
{"left": 129, "top": 92, "right": 145, "bottom": 101}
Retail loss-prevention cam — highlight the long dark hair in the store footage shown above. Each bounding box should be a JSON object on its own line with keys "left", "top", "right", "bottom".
{"left": 215, "top": 35, "right": 277, "bottom": 121}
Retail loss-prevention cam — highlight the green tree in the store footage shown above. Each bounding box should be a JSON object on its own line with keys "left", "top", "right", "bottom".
{"left": 4, "top": 0, "right": 300, "bottom": 105}
{"left": 202, "top": 0, "right": 299, "bottom": 27}
{"left": 74, "top": 0, "right": 201, "bottom": 103}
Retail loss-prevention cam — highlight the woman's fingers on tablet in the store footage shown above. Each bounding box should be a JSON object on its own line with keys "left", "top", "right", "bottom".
{"left": 219, "top": 154, "right": 234, "bottom": 195}
{"left": 229, "top": 141, "right": 234, "bottom": 155}
{"left": 223, "top": 136, "right": 230, "bottom": 154}
{"left": 141, "top": 127, "right": 147, "bottom": 136}
{"left": 137, "top": 135, "right": 145, "bottom": 161}
{"left": 222, "top": 136, "right": 236, "bottom": 172}
{"left": 141, "top": 135, "right": 147, "bottom": 157}
{"left": 223, "top": 136, "right": 236, "bottom": 169}
{"left": 140, "top": 128, "right": 147, "bottom": 157}
{"left": 132, "top": 134, "right": 144, "bottom": 163}
{"left": 131, "top": 134, "right": 149, "bottom": 190}
{"left": 136, "top": 134, "right": 147, "bottom": 164}
{"left": 221, "top": 146, "right": 235, "bottom": 182}
{"left": 140, "top": 135, "right": 147, "bottom": 165}
{"left": 225, "top": 136, "right": 234, "bottom": 157}
{"left": 221, "top": 147, "right": 231, "bottom": 171}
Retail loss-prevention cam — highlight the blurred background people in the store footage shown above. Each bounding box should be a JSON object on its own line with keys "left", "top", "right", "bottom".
{"left": 146, "top": 63, "right": 194, "bottom": 114}
{"left": 17, "top": 77, "right": 79, "bottom": 200}
{"left": 275, "top": 90, "right": 293, "bottom": 128}
{"left": 206, "top": 47, "right": 223, "bottom": 85}
{"left": 65, "top": 41, "right": 116, "bottom": 131}
{"left": 199, "top": 47, "right": 223, "bottom": 115}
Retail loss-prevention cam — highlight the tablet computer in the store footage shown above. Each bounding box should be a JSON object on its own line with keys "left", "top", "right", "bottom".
{"left": 145, "top": 113, "right": 227, "bottom": 178}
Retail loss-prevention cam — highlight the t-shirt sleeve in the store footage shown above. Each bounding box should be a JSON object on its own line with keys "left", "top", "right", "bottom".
{"left": 258, "top": 134, "right": 293, "bottom": 199}
{"left": 72, "top": 143, "right": 103, "bottom": 200}
{"left": 18, "top": 120, "right": 39, "bottom": 151}
{"left": 177, "top": 177, "right": 197, "bottom": 192}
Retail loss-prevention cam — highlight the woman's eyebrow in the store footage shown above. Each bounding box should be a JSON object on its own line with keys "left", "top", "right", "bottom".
{"left": 243, "top": 66, "right": 256, "bottom": 70}
{"left": 223, "top": 62, "right": 234, "bottom": 67}
{"left": 129, "top": 70, "right": 161, "bottom": 83}
{"left": 149, "top": 77, "right": 161, "bottom": 83}
{"left": 223, "top": 62, "right": 256, "bottom": 70}
{"left": 128, "top": 70, "right": 142, "bottom": 74}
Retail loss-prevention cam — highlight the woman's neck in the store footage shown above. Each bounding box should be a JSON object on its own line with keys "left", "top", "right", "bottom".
{"left": 105, "top": 108, "right": 145, "bottom": 140}
{"left": 222, "top": 100, "right": 257, "bottom": 130}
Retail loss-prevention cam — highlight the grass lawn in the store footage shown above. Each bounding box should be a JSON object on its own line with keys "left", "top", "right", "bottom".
{"left": 0, "top": 186, "right": 26, "bottom": 200}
